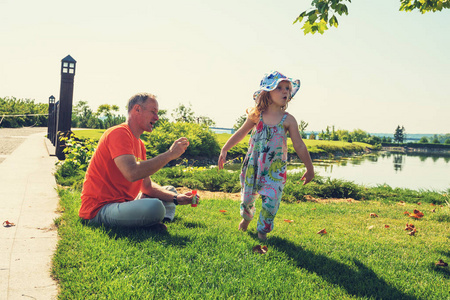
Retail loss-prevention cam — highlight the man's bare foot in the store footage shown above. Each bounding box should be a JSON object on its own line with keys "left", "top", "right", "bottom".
{"left": 239, "top": 219, "right": 250, "bottom": 231}
{"left": 258, "top": 231, "right": 267, "bottom": 241}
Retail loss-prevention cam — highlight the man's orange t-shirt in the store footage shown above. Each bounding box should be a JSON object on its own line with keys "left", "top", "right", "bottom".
{"left": 79, "top": 123, "right": 147, "bottom": 220}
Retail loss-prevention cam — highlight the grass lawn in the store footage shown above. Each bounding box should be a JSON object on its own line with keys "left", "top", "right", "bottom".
{"left": 72, "top": 129, "right": 105, "bottom": 140}
{"left": 53, "top": 189, "right": 450, "bottom": 299}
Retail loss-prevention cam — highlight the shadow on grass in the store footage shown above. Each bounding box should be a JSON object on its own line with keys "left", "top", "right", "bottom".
{"left": 269, "top": 237, "right": 416, "bottom": 300}
{"left": 82, "top": 221, "right": 191, "bottom": 247}
{"left": 179, "top": 221, "right": 207, "bottom": 229}
{"left": 433, "top": 250, "right": 450, "bottom": 279}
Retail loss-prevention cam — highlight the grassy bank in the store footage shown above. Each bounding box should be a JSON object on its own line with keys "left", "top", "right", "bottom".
{"left": 72, "top": 129, "right": 374, "bottom": 159}
{"left": 53, "top": 188, "right": 450, "bottom": 299}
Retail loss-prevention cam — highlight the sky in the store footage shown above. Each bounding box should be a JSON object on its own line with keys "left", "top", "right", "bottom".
{"left": 1, "top": 0, "right": 449, "bottom": 134}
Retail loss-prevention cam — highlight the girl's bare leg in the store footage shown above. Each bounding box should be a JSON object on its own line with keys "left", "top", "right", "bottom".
{"left": 239, "top": 219, "right": 251, "bottom": 231}
{"left": 257, "top": 231, "right": 267, "bottom": 241}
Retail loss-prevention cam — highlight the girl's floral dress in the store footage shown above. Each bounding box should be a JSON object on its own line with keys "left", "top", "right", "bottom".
{"left": 240, "top": 113, "right": 288, "bottom": 233}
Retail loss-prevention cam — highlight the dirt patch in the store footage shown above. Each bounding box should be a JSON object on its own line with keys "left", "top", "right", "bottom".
{"left": 176, "top": 187, "right": 357, "bottom": 203}
{"left": 303, "top": 195, "right": 359, "bottom": 203}
{"left": 176, "top": 187, "right": 241, "bottom": 201}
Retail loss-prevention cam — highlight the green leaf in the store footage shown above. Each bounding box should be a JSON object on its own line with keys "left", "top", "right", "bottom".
{"left": 318, "top": 19, "right": 329, "bottom": 34}
{"left": 302, "top": 22, "right": 313, "bottom": 35}
{"left": 329, "top": 15, "right": 339, "bottom": 28}
{"left": 308, "top": 13, "right": 318, "bottom": 23}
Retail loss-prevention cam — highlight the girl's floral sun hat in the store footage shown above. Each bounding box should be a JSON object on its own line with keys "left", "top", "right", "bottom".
{"left": 253, "top": 71, "right": 301, "bottom": 101}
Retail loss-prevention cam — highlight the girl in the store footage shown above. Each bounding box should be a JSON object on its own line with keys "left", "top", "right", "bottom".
{"left": 218, "top": 71, "right": 314, "bottom": 241}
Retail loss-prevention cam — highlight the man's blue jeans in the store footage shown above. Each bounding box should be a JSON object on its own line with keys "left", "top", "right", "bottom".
{"left": 88, "top": 186, "right": 177, "bottom": 227}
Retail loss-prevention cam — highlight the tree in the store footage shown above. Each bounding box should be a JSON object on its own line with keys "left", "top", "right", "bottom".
{"left": 196, "top": 116, "right": 216, "bottom": 127}
{"left": 394, "top": 125, "right": 406, "bottom": 144}
{"left": 96, "top": 104, "right": 125, "bottom": 129}
{"left": 419, "top": 136, "right": 429, "bottom": 143}
{"left": 295, "top": 0, "right": 450, "bottom": 35}
{"left": 350, "top": 128, "right": 368, "bottom": 142}
{"left": 171, "top": 103, "right": 216, "bottom": 126}
{"left": 233, "top": 114, "right": 247, "bottom": 131}
{"left": 298, "top": 120, "right": 309, "bottom": 139}
{"left": 172, "top": 103, "right": 195, "bottom": 123}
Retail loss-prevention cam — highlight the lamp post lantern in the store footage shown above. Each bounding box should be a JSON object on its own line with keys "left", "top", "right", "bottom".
{"left": 55, "top": 55, "right": 77, "bottom": 159}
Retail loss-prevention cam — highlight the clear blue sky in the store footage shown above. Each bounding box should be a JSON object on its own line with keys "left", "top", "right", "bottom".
{"left": 1, "top": 0, "right": 449, "bottom": 134}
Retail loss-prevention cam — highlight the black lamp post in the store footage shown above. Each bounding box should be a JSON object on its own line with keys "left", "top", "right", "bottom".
{"left": 55, "top": 55, "right": 76, "bottom": 160}
{"left": 47, "top": 95, "right": 55, "bottom": 142}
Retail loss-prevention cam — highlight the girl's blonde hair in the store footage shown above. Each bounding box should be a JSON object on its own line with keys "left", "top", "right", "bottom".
{"left": 247, "top": 82, "right": 292, "bottom": 123}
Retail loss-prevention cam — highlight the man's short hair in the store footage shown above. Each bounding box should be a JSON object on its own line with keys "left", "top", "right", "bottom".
{"left": 127, "top": 93, "right": 157, "bottom": 113}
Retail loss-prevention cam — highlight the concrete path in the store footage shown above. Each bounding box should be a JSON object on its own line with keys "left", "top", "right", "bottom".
{"left": 0, "top": 128, "right": 59, "bottom": 300}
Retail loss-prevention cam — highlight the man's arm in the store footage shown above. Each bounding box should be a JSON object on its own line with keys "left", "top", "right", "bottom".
{"left": 114, "top": 137, "right": 189, "bottom": 182}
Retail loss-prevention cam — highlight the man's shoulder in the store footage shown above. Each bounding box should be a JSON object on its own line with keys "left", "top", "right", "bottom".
{"left": 104, "top": 123, "right": 131, "bottom": 138}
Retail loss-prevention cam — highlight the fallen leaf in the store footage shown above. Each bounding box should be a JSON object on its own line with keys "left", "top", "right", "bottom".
{"left": 408, "top": 229, "right": 416, "bottom": 236}
{"left": 317, "top": 228, "right": 327, "bottom": 234}
{"left": 431, "top": 209, "right": 436, "bottom": 213}
{"left": 417, "top": 202, "right": 421, "bottom": 205}
{"left": 370, "top": 213, "right": 379, "bottom": 218}
{"left": 219, "top": 210, "right": 227, "bottom": 213}
{"left": 435, "top": 259, "right": 448, "bottom": 267}
{"left": 368, "top": 225, "right": 374, "bottom": 230}
{"left": 409, "top": 209, "right": 424, "bottom": 219}
{"left": 2, "top": 220, "right": 15, "bottom": 227}
{"left": 430, "top": 203, "right": 436, "bottom": 206}
{"left": 312, "top": 208, "right": 316, "bottom": 210}
{"left": 398, "top": 201, "right": 406, "bottom": 206}
{"left": 283, "top": 219, "right": 294, "bottom": 223}
{"left": 384, "top": 225, "right": 390, "bottom": 228}
{"left": 252, "top": 245, "right": 268, "bottom": 254}
{"left": 404, "top": 223, "right": 415, "bottom": 231}
{"left": 403, "top": 211, "right": 410, "bottom": 215}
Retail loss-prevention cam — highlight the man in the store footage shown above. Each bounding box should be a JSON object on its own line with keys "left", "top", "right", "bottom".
{"left": 79, "top": 93, "right": 195, "bottom": 230}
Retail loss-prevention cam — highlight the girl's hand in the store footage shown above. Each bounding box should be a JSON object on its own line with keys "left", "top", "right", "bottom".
{"left": 218, "top": 151, "right": 227, "bottom": 170}
{"left": 301, "top": 169, "right": 315, "bottom": 185}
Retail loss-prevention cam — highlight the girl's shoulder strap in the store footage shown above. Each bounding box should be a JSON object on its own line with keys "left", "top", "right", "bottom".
{"left": 260, "top": 113, "right": 264, "bottom": 121}
{"left": 280, "top": 112, "right": 288, "bottom": 124}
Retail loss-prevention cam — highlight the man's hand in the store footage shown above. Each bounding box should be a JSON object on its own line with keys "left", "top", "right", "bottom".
{"left": 168, "top": 137, "right": 190, "bottom": 160}
{"left": 175, "top": 191, "right": 200, "bottom": 205}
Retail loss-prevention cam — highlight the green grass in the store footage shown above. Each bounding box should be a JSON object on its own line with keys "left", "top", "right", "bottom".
{"left": 53, "top": 188, "right": 450, "bottom": 299}
{"left": 72, "top": 129, "right": 105, "bottom": 140}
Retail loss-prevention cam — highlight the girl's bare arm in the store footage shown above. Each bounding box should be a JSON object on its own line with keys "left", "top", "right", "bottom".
{"left": 285, "top": 114, "right": 315, "bottom": 184}
{"left": 218, "top": 117, "right": 255, "bottom": 169}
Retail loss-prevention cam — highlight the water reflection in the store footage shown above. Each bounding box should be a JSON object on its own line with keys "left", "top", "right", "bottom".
{"left": 224, "top": 152, "right": 449, "bottom": 191}
{"left": 393, "top": 154, "right": 403, "bottom": 172}
{"left": 286, "top": 152, "right": 449, "bottom": 191}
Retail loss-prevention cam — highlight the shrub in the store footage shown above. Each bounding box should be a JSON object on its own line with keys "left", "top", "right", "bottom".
{"left": 54, "top": 134, "right": 96, "bottom": 189}
{"left": 142, "top": 121, "right": 221, "bottom": 158}
{"left": 151, "top": 166, "right": 241, "bottom": 193}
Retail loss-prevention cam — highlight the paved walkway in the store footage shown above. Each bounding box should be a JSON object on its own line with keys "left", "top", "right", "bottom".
{"left": 0, "top": 128, "right": 59, "bottom": 300}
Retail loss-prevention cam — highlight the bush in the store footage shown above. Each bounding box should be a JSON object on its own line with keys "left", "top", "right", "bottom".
{"left": 54, "top": 134, "right": 96, "bottom": 190}
{"left": 142, "top": 121, "right": 221, "bottom": 158}
{"left": 151, "top": 166, "right": 241, "bottom": 193}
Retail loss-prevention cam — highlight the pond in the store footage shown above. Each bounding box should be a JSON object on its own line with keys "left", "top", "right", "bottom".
{"left": 289, "top": 152, "right": 449, "bottom": 192}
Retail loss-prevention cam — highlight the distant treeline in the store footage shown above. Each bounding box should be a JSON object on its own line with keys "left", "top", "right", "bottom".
{"left": 382, "top": 142, "right": 450, "bottom": 149}
{"left": 0, "top": 97, "right": 48, "bottom": 127}
{"left": 0, "top": 97, "right": 126, "bottom": 129}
